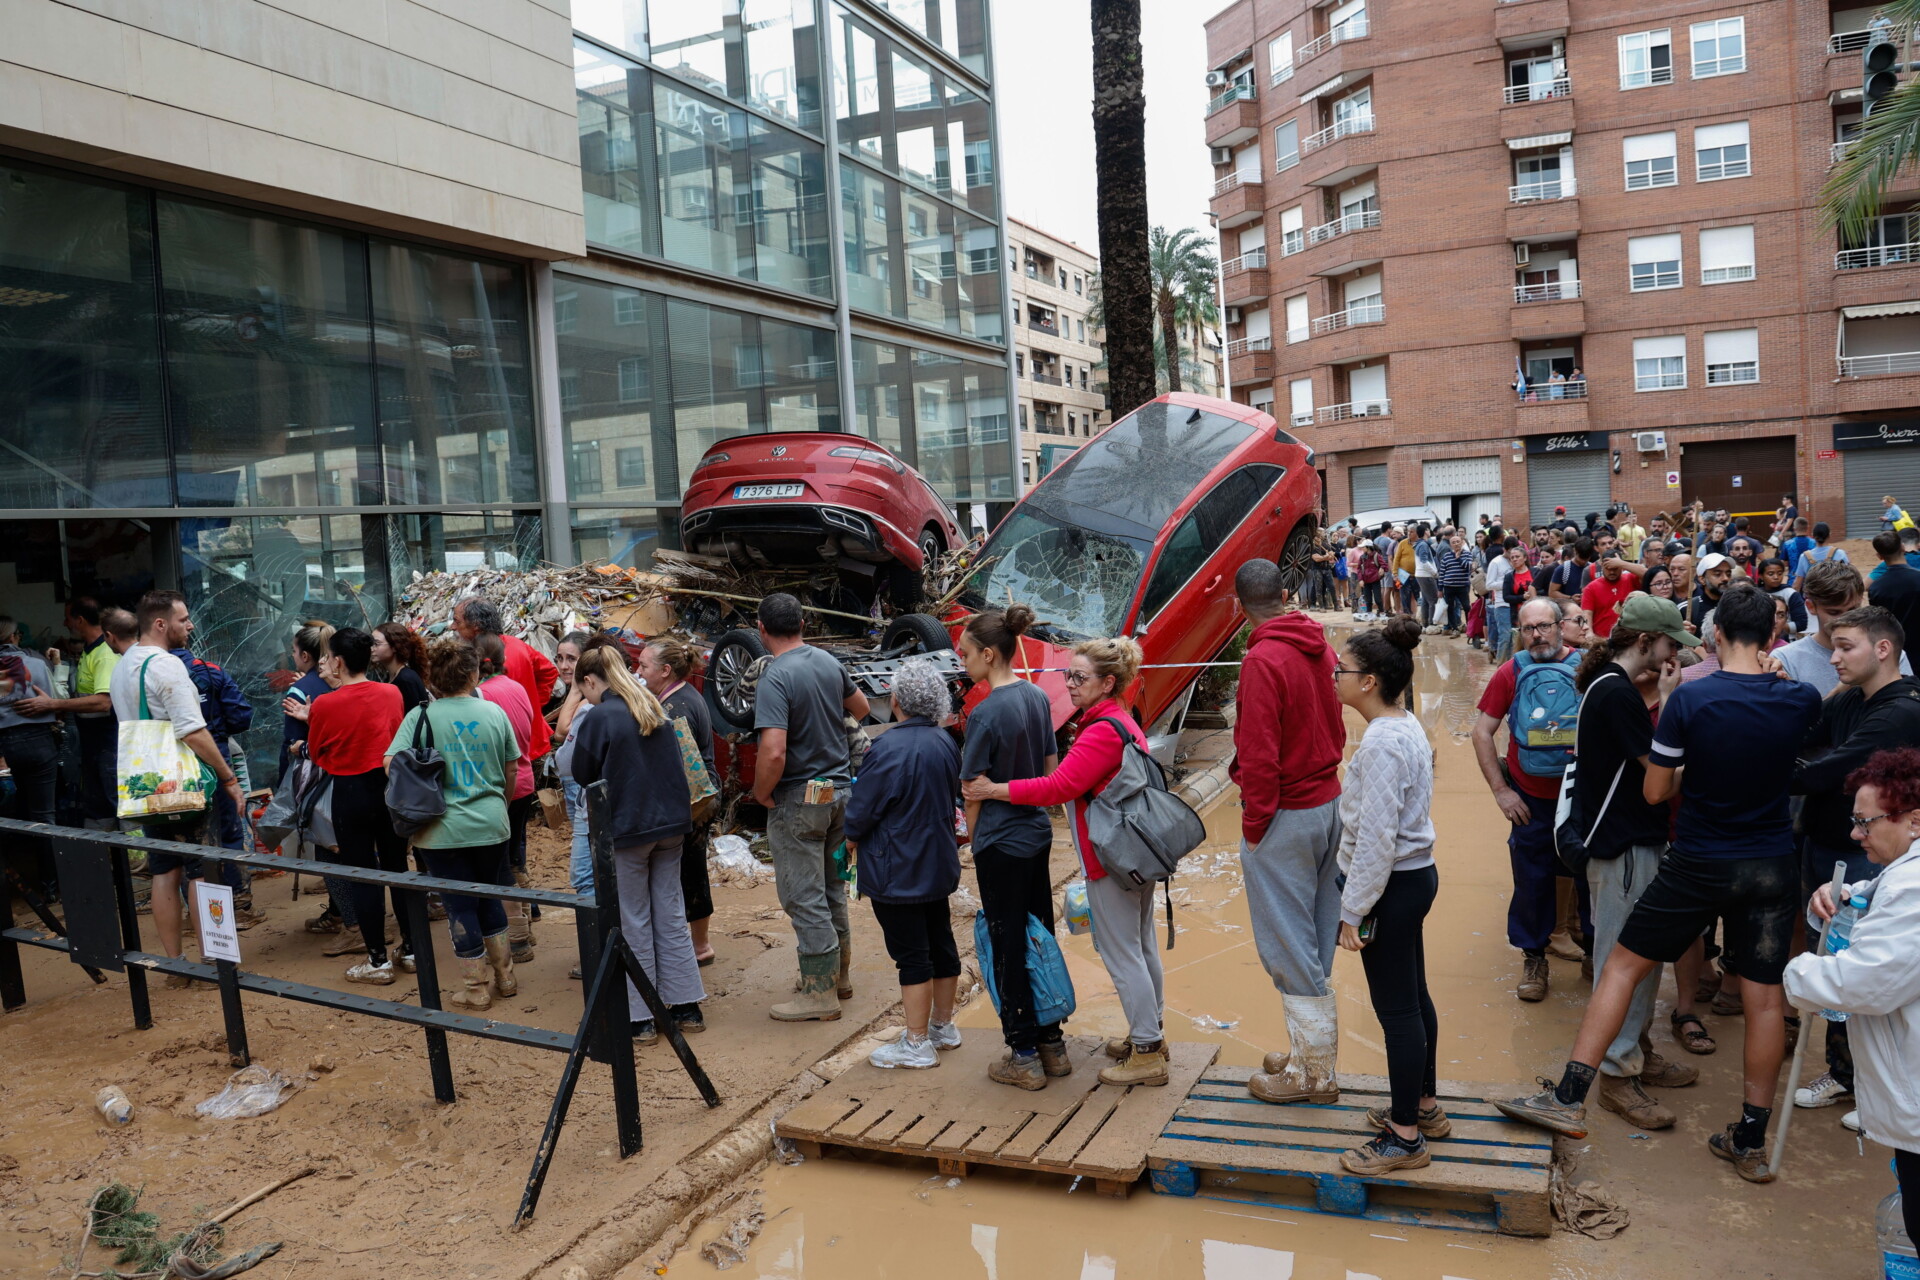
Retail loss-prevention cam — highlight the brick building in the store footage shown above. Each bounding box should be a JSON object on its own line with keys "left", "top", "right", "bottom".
{"left": 1203, "top": 0, "right": 1920, "bottom": 535}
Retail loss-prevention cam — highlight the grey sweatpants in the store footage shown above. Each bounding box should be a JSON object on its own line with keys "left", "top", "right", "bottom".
{"left": 767, "top": 795, "right": 850, "bottom": 957}
{"left": 1239, "top": 799, "right": 1344, "bottom": 998}
{"left": 1087, "top": 873, "right": 1164, "bottom": 1045}
{"left": 615, "top": 836, "right": 706, "bottom": 1018}
{"left": 1588, "top": 843, "right": 1664, "bottom": 1078}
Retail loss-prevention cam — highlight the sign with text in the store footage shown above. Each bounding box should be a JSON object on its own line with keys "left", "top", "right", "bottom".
{"left": 1817, "top": 450, "right": 1839, "bottom": 460}
{"left": 1524, "top": 431, "right": 1607, "bottom": 455}
{"left": 1834, "top": 419, "right": 1920, "bottom": 451}
{"left": 195, "top": 884, "right": 242, "bottom": 963}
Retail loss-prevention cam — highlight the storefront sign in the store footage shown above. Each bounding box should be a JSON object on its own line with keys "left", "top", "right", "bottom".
{"left": 1524, "top": 431, "right": 1607, "bottom": 455}
{"left": 1833, "top": 419, "right": 1920, "bottom": 451}
{"left": 1817, "top": 450, "right": 1838, "bottom": 460}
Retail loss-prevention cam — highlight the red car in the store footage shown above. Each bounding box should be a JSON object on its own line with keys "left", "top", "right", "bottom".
{"left": 943, "top": 393, "right": 1321, "bottom": 741}
{"left": 679, "top": 433, "right": 961, "bottom": 606}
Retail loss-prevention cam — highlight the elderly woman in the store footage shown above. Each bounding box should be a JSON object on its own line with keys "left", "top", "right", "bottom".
{"left": 1785, "top": 747, "right": 1920, "bottom": 1234}
{"left": 847, "top": 658, "right": 964, "bottom": 1069}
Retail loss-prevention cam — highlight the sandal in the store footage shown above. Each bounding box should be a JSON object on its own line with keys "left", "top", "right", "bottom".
{"left": 1671, "top": 1010, "right": 1717, "bottom": 1056}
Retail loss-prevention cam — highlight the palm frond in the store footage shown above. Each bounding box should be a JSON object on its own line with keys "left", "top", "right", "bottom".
{"left": 1822, "top": 13, "right": 1920, "bottom": 239}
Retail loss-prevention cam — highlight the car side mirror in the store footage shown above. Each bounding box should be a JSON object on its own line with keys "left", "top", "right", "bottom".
{"left": 1133, "top": 622, "right": 1149, "bottom": 636}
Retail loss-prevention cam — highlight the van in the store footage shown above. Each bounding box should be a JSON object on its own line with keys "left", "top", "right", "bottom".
{"left": 1336, "top": 506, "right": 1443, "bottom": 540}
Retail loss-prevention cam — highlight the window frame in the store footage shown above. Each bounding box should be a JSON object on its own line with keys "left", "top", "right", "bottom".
{"left": 1699, "top": 224, "right": 1757, "bottom": 284}
{"left": 1275, "top": 120, "right": 1301, "bottom": 173}
{"left": 1695, "top": 121, "right": 1752, "bottom": 182}
{"left": 1633, "top": 338, "right": 1688, "bottom": 392}
{"left": 1618, "top": 28, "right": 1674, "bottom": 89}
{"left": 1690, "top": 17, "right": 1747, "bottom": 79}
{"left": 1624, "top": 132, "right": 1679, "bottom": 190}
{"left": 1705, "top": 328, "right": 1760, "bottom": 384}
{"left": 616, "top": 355, "right": 649, "bottom": 403}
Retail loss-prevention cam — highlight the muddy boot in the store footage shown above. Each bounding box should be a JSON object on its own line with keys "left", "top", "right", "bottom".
{"left": 1100, "top": 1040, "right": 1170, "bottom": 1087}
{"left": 507, "top": 875, "right": 535, "bottom": 963}
{"left": 988, "top": 1050, "right": 1047, "bottom": 1091}
{"left": 448, "top": 955, "right": 494, "bottom": 1011}
{"left": 1036, "top": 1040, "right": 1073, "bottom": 1077}
{"left": 1517, "top": 953, "right": 1549, "bottom": 1002}
{"left": 770, "top": 951, "right": 843, "bottom": 1022}
{"left": 483, "top": 932, "right": 518, "bottom": 998}
{"left": 1248, "top": 993, "right": 1340, "bottom": 1104}
{"left": 1637, "top": 1038, "right": 1698, "bottom": 1089}
{"left": 1106, "top": 1037, "right": 1133, "bottom": 1060}
{"left": 835, "top": 931, "right": 853, "bottom": 1000}
{"left": 1598, "top": 1074, "right": 1675, "bottom": 1130}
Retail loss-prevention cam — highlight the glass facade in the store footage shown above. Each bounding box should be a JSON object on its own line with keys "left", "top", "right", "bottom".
{"left": 574, "top": 0, "right": 824, "bottom": 132}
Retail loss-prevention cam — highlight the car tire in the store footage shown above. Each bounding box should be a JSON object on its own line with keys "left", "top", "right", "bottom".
{"left": 704, "top": 628, "right": 769, "bottom": 735}
{"left": 1277, "top": 522, "right": 1315, "bottom": 598}
{"left": 918, "top": 526, "right": 944, "bottom": 569}
{"left": 881, "top": 612, "right": 952, "bottom": 655}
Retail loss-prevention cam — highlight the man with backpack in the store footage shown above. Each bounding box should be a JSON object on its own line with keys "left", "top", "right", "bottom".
{"left": 170, "top": 637, "right": 258, "bottom": 925}
{"left": 1472, "top": 596, "right": 1589, "bottom": 1002}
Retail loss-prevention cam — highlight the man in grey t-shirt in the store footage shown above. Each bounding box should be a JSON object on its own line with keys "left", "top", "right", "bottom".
{"left": 1781, "top": 559, "right": 1912, "bottom": 694}
{"left": 751, "top": 593, "right": 870, "bottom": 1021}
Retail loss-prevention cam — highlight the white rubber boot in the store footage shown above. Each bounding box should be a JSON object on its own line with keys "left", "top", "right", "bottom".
{"left": 1249, "top": 992, "right": 1340, "bottom": 1104}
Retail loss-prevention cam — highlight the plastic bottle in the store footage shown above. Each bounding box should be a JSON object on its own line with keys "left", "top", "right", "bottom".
{"left": 1819, "top": 894, "right": 1869, "bottom": 1023}
{"left": 95, "top": 1086, "right": 132, "bottom": 1125}
{"left": 1879, "top": 1171, "right": 1916, "bottom": 1280}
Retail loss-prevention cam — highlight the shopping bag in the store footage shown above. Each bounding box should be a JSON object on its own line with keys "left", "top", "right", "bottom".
{"left": 672, "top": 716, "right": 719, "bottom": 823}
{"left": 972, "top": 910, "right": 1076, "bottom": 1027}
{"left": 116, "top": 656, "right": 214, "bottom": 824}
{"left": 296, "top": 769, "right": 337, "bottom": 853}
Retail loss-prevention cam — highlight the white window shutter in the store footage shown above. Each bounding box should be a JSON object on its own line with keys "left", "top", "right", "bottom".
{"left": 1285, "top": 295, "right": 1310, "bottom": 330}
{"left": 1245, "top": 308, "right": 1272, "bottom": 342}
{"left": 1340, "top": 179, "right": 1377, "bottom": 207}
{"left": 1629, "top": 233, "right": 1684, "bottom": 263}
{"left": 1696, "top": 121, "right": 1749, "bottom": 150}
{"left": 1624, "top": 131, "right": 1677, "bottom": 162}
{"left": 1280, "top": 206, "right": 1305, "bottom": 233}
{"left": 1290, "top": 377, "right": 1314, "bottom": 415}
{"left": 1634, "top": 335, "right": 1686, "bottom": 360}
{"left": 1346, "top": 272, "right": 1382, "bottom": 304}
{"left": 1700, "top": 225, "right": 1755, "bottom": 269}
{"left": 1349, "top": 364, "right": 1388, "bottom": 401}
{"left": 1704, "top": 328, "right": 1758, "bottom": 363}
{"left": 1238, "top": 224, "right": 1267, "bottom": 251}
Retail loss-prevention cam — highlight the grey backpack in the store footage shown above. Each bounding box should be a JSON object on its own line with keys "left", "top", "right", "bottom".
{"left": 1083, "top": 718, "right": 1206, "bottom": 946}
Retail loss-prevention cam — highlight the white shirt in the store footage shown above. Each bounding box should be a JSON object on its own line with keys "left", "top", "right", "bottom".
{"left": 1485, "top": 554, "right": 1513, "bottom": 601}
{"left": 108, "top": 644, "right": 207, "bottom": 739}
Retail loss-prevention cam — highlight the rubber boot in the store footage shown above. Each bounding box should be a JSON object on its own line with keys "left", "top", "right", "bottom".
{"left": 483, "top": 932, "right": 518, "bottom": 998}
{"left": 448, "top": 955, "right": 494, "bottom": 1011}
{"left": 507, "top": 872, "right": 535, "bottom": 963}
{"left": 1248, "top": 992, "right": 1340, "bottom": 1104}
{"left": 770, "top": 950, "right": 843, "bottom": 1021}
{"left": 836, "top": 931, "right": 854, "bottom": 1000}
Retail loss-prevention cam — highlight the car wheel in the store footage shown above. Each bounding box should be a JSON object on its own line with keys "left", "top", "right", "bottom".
{"left": 881, "top": 612, "right": 953, "bottom": 655}
{"left": 704, "top": 628, "right": 769, "bottom": 735}
{"left": 1277, "top": 523, "right": 1315, "bottom": 598}
{"left": 918, "top": 526, "right": 944, "bottom": 569}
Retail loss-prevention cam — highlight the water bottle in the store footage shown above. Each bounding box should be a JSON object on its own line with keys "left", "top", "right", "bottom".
{"left": 1819, "top": 894, "right": 1869, "bottom": 1023}
{"left": 94, "top": 1086, "right": 132, "bottom": 1125}
{"left": 1879, "top": 1171, "right": 1916, "bottom": 1280}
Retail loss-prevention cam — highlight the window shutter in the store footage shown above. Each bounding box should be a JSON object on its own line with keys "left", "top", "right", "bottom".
{"left": 1634, "top": 335, "right": 1686, "bottom": 360}
{"left": 1346, "top": 271, "right": 1382, "bottom": 304}
{"left": 1623, "top": 131, "right": 1677, "bottom": 162}
{"left": 1238, "top": 224, "right": 1267, "bottom": 251}
{"left": 1340, "top": 179, "right": 1377, "bottom": 207}
{"left": 1696, "top": 121, "right": 1749, "bottom": 150}
{"left": 1285, "top": 294, "right": 1310, "bottom": 330}
{"left": 1290, "top": 377, "right": 1314, "bottom": 416}
{"left": 1628, "top": 233, "right": 1683, "bottom": 263}
{"left": 1349, "top": 364, "right": 1388, "bottom": 401}
{"left": 1280, "top": 206, "right": 1305, "bottom": 233}
{"left": 1700, "top": 225, "right": 1755, "bottom": 269}
{"left": 1704, "top": 328, "right": 1758, "bottom": 363}
{"left": 1245, "top": 308, "right": 1272, "bottom": 341}
{"left": 1330, "top": 0, "right": 1366, "bottom": 26}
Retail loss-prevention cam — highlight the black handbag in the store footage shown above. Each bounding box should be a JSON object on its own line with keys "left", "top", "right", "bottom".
{"left": 385, "top": 706, "right": 446, "bottom": 837}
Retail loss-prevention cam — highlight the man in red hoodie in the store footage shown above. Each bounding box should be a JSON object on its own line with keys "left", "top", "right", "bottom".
{"left": 1229, "top": 559, "right": 1348, "bottom": 1106}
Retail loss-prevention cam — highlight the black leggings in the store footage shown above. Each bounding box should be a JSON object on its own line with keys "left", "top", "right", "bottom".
{"left": 1357, "top": 864, "right": 1440, "bottom": 1128}
{"left": 680, "top": 821, "right": 714, "bottom": 923}
{"left": 1900, "top": 1148, "right": 1920, "bottom": 1247}
{"left": 974, "top": 843, "right": 1061, "bottom": 1052}
{"left": 870, "top": 896, "right": 961, "bottom": 986}
{"left": 330, "top": 768, "right": 414, "bottom": 963}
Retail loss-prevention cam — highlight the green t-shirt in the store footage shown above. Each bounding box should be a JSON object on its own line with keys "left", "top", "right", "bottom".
{"left": 387, "top": 695, "right": 519, "bottom": 849}
{"left": 76, "top": 635, "right": 120, "bottom": 705}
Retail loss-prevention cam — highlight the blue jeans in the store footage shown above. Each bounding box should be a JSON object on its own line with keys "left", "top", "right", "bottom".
{"left": 1486, "top": 603, "right": 1512, "bottom": 660}
{"left": 565, "top": 779, "right": 594, "bottom": 895}
{"left": 1508, "top": 788, "right": 1592, "bottom": 953}
{"left": 417, "top": 842, "right": 512, "bottom": 959}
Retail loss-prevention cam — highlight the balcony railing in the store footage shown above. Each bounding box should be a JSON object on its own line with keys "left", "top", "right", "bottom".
{"left": 1831, "top": 24, "right": 1909, "bottom": 54}
{"left": 1030, "top": 372, "right": 1063, "bottom": 386}
{"left": 1027, "top": 318, "right": 1058, "bottom": 335}
{"left": 1832, "top": 139, "right": 1861, "bottom": 166}
{"left": 1513, "top": 279, "right": 1582, "bottom": 303}
{"left": 1502, "top": 78, "right": 1570, "bottom": 104}
{"left": 1207, "top": 82, "right": 1255, "bottom": 116}
{"left": 1223, "top": 248, "right": 1268, "bottom": 274}
{"left": 1516, "top": 379, "right": 1588, "bottom": 402}
{"left": 1290, "top": 410, "right": 1315, "bottom": 427}
{"left": 1316, "top": 399, "right": 1391, "bottom": 422}
{"left": 1838, "top": 242, "right": 1920, "bottom": 270}
{"left": 1307, "top": 208, "right": 1382, "bottom": 244}
{"left": 1225, "top": 336, "right": 1274, "bottom": 356}
{"left": 1213, "top": 171, "right": 1261, "bottom": 197}
{"left": 1509, "top": 177, "right": 1575, "bottom": 203}
{"left": 1302, "top": 113, "right": 1375, "bottom": 154}
{"left": 1296, "top": 15, "right": 1370, "bottom": 64}
{"left": 1841, "top": 351, "right": 1920, "bottom": 377}
{"left": 1286, "top": 325, "right": 1310, "bottom": 344}
{"left": 1310, "top": 300, "right": 1385, "bottom": 334}
{"left": 1280, "top": 229, "right": 1305, "bottom": 256}
{"left": 1271, "top": 63, "right": 1295, "bottom": 88}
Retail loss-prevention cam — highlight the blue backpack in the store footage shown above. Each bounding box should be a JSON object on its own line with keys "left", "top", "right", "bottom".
{"left": 973, "top": 911, "right": 1076, "bottom": 1028}
{"left": 1508, "top": 650, "right": 1580, "bottom": 778}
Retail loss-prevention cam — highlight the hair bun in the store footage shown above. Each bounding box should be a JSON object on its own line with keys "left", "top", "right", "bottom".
{"left": 1002, "top": 603, "right": 1035, "bottom": 637}
{"left": 1381, "top": 614, "right": 1423, "bottom": 653}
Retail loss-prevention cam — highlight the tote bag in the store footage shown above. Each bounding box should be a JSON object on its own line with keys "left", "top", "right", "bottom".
{"left": 671, "top": 716, "right": 720, "bottom": 823}
{"left": 116, "top": 656, "right": 214, "bottom": 825}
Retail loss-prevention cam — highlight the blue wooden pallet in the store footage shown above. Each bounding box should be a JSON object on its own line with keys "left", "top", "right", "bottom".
{"left": 1147, "top": 1066, "right": 1553, "bottom": 1236}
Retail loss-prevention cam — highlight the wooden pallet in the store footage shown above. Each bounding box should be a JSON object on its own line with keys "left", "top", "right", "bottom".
{"left": 777, "top": 1035, "right": 1219, "bottom": 1197}
{"left": 1147, "top": 1066, "right": 1553, "bottom": 1236}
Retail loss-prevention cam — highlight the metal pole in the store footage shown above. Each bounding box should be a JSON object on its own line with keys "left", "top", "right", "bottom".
{"left": 513, "top": 937, "right": 625, "bottom": 1231}
{"left": 585, "top": 782, "right": 642, "bottom": 1156}
{"left": 112, "top": 844, "right": 152, "bottom": 1030}
{"left": 1766, "top": 861, "right": 1850, "bottom": 1179}
{"left": 405, "top": 886, "right": 456, "bottom": 1104}
{"left": 0, "top": 929, "right": 21, "bottom": 1011}
{"left": 215, "top": 958, "right": 250, "bottom": 1068}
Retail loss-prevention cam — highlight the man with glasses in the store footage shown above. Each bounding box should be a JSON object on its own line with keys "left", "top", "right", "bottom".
{"left": 1472, "top": 597, "right": 1590, "bottom": 1003}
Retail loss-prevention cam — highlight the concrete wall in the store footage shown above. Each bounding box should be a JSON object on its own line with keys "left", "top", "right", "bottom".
{"left": 0, "top": 0, "right": 585, "bottom": 258}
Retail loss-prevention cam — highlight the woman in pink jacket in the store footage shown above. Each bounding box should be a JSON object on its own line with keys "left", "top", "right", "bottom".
{"left": 963, "top": 636, "right": 1168, "bottom": 1087}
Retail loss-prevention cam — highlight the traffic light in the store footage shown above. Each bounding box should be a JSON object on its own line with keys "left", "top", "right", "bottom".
{"left": 1865, "top": 29, "right": 1901, "bottom": 117}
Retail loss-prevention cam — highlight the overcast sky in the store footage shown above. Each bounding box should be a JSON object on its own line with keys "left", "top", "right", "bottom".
{"left": 993, "top": 1, "right": 1219, "bottom": 256}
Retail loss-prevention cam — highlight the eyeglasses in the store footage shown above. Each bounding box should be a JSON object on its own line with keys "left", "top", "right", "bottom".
{"left": 1332, "top": 665, "right": 1361, "bottom": 679}
{"left": 1851, "top": 811, "right": 1897, "bottom": 831}
{"left": 1519, "top": 621, "right": 1558, "bottom": 634}
{"left": 1064, "top": 669, "right": 1093, "bottom": 687}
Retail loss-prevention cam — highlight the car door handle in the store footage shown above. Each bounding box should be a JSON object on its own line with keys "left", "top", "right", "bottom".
{"left": 1204, "top": 574, "right": 1222, "bottom": 592}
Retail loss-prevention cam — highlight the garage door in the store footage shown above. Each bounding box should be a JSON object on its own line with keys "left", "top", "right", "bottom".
{"left": 1681, "top": 437, "right": 1796, "bottom": 519}
{"left": 1423, "top": 457, "right": 1502, "bottom": 495}
{"left": 1527, "top": 450, "right": 1611, "bottom": 526}
{"left": 1846, "top": 448, "right": 1920, "bottom": 537}
{"left": 1349, "top": 463, "right": 1388, "bottom": 511}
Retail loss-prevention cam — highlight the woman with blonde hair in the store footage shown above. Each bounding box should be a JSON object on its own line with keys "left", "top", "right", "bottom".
{"left": 964, "top": 635, "right": 1168, "bottom": 1089}
{"left": 570, "top": 644, "right": 701, "bottom": 1041}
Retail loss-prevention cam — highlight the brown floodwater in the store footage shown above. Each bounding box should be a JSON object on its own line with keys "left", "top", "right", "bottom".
{"left": 657, "top": 625, "right": 1887, "bottom": 1280}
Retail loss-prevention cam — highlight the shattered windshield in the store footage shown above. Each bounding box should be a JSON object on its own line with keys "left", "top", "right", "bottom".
{"left": 961, "top": 508, "right": 1150, "bottom": 641}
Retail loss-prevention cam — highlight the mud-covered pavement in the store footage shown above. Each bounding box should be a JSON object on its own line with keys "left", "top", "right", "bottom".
{"left": 660, "top": 624, "right": 1888, "bottom": 1280}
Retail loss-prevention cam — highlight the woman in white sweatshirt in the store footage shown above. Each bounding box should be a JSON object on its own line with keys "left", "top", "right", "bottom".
{"left": 1333, "top": 614, "right": 1442, "bottom": 1175}
{"left": 1784, "top": 746, "right": 1920, "bottom": 1247}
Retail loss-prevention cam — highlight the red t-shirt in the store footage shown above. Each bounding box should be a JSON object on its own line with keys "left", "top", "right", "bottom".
{"left": 480, "top": 675, "right": 537, "bottom": 800}
{"left": 503, "top": 635, "right": 557, "bottom": 759}
{"left": 1581, "top": 569, "right": 1641, "bottom": 638}
{"left": 1476, "top": 649, "right": 1576, "bottom": 800}
{"left": 308, "top": 680, "right": 405, "bottom": 777}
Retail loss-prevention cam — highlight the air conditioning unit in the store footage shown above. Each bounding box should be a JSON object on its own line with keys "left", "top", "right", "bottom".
{"left": 1209, "top": 145, "right": 1234, "bottom": 166}
{"left": 1635, "top": 431, "right": 1668, "bottom": 453}
{"left": 1225, "top": 305, "right": 1244, "bottom": 325}
{"left": 1205, "top": 69, "right": 1231, "bottom": 87}
{"left": 1514, "top": 243, "right": 1531, "bottom": 265}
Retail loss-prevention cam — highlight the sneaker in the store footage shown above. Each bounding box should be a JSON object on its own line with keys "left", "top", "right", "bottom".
{"left": 1340, "top": 1128, "right": 1429, "bottom": 1175}
{"left": 345, "top": 958, "right": 396, "bottom": 986}
{"left": 1036, "top": 1040, "right": 1073, "bottom": 1077}
{"left": 1793, "top": 1071, "right": 1854, "bottom": 1109}
{"left": 395, "top": 951, "right": 418, "bottom": 975}
{"left": 1365, "top": 1104, "right": 1452, "bottom": 1139}
{"left": 305, "top": 906, "right": 343, "bottom": 935}
{"left": 1707, "top": 1124, "right": 1775, "bottom": 1183}
{"left": 869, "top": 1032, "right": 939, "bottom": 1070}
{"left": 927, "top": 1020, "right": 963, "bottom": 1051}
{"left": 1495, "top": 1078, "right": 1589, "bottom": 1138}
{"left": 670, "top": 1003, "right": 706, "bottom": 1034}
{"left": 1638, "top": 1049, "right": 1698, "bottom": 1089}
{"left": 1842, "top": 1110, "right": 1861, "bottom": 1133}
{"left": 1517, "top": 954, "right": 1549, "bottom": 1003}
{"left": 1597, "top": 1074, "right": 1675, "bottom": 1130}
{"left": 631, "top": 1019, "right": 658, "bottom": 1046}
{"left": 989, "top": 1050, "right": 1047, "bottom": 1091}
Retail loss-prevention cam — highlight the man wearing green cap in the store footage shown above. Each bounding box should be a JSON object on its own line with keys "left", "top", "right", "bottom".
{"left": 1564, "top": 592, "right": 1701, "bottom": 1131}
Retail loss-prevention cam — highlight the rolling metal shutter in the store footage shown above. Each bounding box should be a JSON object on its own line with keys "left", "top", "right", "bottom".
{"left": 1527, "top": 450, "right": 1610, "bottom": 526}
{"left": 1846, "top": 449, "right": 1920, "bottom": 537}
{"left": 1349, "top": 463, "right": 1388, "bottom": 510}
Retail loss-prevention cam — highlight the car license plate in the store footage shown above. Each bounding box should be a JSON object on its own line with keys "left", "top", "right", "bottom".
{"left": 734, "top": 483, "right": 804, "bottom": 499}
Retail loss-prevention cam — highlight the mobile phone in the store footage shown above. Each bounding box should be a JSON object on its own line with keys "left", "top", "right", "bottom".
{"left": 1357, "top": 916, "right": 1377, "bottom": 944}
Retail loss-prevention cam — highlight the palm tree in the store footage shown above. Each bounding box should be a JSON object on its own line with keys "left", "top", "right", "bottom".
{"left": 1822, "top": 5, "right": 1920, "bottom": 239}
{"left": 1090, "top": 0, "right": 1155, "bottom": 417}
{"left": 1088, "top": 257, "right": 1219, "bottom": 396}
{"left": 1148, "top": 227, "right": 1219, "bottom": 394}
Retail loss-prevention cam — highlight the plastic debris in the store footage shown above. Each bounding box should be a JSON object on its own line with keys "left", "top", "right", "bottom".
{"left": 699, "top": 1192, "right": 766, "bottom": 1271}
{"left": 913, "top": 1176, "right": 965, "bottom": 1203}
{"left": 1190, "top": 1015, "right": 1239, "bottom": 1031}
{"left": 196, "top": 1066, "right": 293, "bottom": 1120}
{"left": 711, "top": 835, "right": 771, "bottom": 886}
{"left": 95, "top": 1086, "right": 132, "bottom": 1125}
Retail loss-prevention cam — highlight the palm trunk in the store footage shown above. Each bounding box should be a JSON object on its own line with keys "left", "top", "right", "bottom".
{"left": 1158, "top": 294, "right": 1182, "bottom": 393}
{"left": 1091, "top": 0, "right": 1155, "bottom": 417}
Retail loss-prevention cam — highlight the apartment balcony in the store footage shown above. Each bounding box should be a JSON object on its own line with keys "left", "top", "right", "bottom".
{"left": 1494, "top": 0, "right": 1570, "bottom": 45}
{"left": 1507, "top": 185, "right": 1580, "bottom": 241}
{"left": 1307, "top": 208, "right": 1381, "bottom": 247}
{"left": 1029, "top": 372, "right": 1064, "bottom": 386}
{"left": 1221, "top": 250, "right": 1269, "bottom": 305}
{"left": 1316, "top": 399, "right": 1391, "bottom": 422}
{"left": 1829, "top": 25, "right": 1908, "bottom": 96}
{"left": 1296, "top": 15, "right": 1369, "bottom": 68}
{"left": 1835, "top": 264, "right": 1920, "bottom": 314}
{"left": 1513, "top": 279, "right": 1579, "bottom": 303}
{"left": 1513, "top": 381, "right": 1588, "bottom": 432}
{"left": 1837, "top": 242, "right": 1920, "bottom": 272}
{"left": 1293, "top": 30, "right": 1375, "bottom": 87}
{"left": 1510, "top": 289, "right": 1584, "bottom": 341}
{"left": 1210, "top": 172, "right": 1265, "bottom": 228}
{"left": 1300, "top": 211, "right": 1383, "bottom": 277}
{"left": 1027, "top": 317, "right": 1059, "bottom": 336}
{"left": 1310, "top": 301, "right": 1384, "bottom": 336}
{"left": 1839, "top": 351, "right": 1920, "bottom": 378}
{"left": 1310, "top": 304, "right": 1389, "bottom": 364}
{"left": 1500, "top": 90, "right": 1574, "bottom": 142}
{"left": 1205, "top": 83, "right": 1260, "bottom": 147}
{"left": 1226, "top": 336, "right": 1274, "bottom": 382}
{"left": 1301, "top": 116, "right": 1382, "bottom": 186}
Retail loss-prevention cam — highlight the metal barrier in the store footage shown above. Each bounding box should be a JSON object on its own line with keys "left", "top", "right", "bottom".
{"left": 0, "top": 781, "right": 718, "bottom": 1227}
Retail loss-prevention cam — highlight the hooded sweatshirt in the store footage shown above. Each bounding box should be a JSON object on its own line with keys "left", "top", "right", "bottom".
{"left": 1230, "top": 612, "right": 1344, "bottom": 844}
